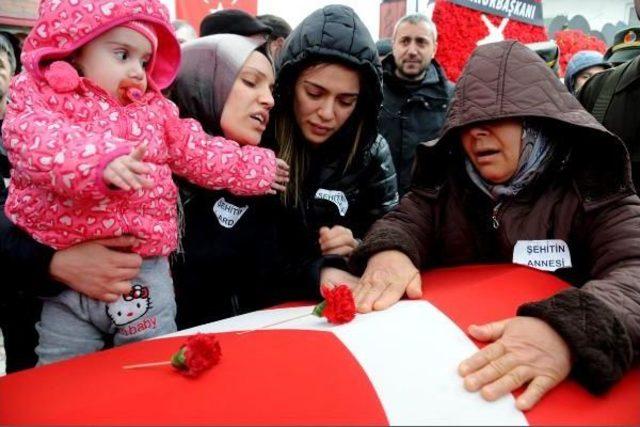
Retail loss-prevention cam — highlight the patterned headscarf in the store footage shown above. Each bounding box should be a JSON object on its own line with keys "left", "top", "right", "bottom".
{"left": 465, "top": 120, "right": 555, "bottom": 200}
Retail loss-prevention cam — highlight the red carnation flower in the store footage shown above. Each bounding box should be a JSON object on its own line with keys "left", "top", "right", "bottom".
{"left": 313, "top": 284, "right": 356, "bottom": 325}
{"left": 171, "top": 333, "right": 222, "bottom": 377}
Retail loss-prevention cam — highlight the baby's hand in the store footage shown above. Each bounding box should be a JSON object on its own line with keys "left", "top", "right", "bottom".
{"left": 319, "top": 225, "right": 359, "bottom": 256}
{"left": 103, "top": 144, "right": 153, "bottom": 191}
{"left": 269, "top": 158, "right": 290, "bottom": 194}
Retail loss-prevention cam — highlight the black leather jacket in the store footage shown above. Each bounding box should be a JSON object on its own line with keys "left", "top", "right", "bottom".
{"left": 300, "top": 133, "right": 398, "bottom": 239}
{"left": 379, "top": 56, "right": 454, "bottom": 195}
{"left": 273, "top": 5, "right": 399, "bottom": 241}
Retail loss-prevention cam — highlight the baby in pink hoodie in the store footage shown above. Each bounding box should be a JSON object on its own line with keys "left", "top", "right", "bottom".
{"left": 2, "top": 0, "right": 288, "bottom": 365}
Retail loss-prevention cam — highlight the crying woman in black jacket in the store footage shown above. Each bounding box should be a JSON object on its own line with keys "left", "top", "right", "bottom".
{"left": 265, "top": 5, "right": 399, "bottom": 257}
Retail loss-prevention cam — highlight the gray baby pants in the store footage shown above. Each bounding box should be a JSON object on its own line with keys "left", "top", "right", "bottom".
{"left": 36, "top": 256, "right": 176, "bottom": 365}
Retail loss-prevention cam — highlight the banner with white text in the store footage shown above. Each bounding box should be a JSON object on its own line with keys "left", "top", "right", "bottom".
{"left": 448, "top": 0, "right": 544, "bottom": 27}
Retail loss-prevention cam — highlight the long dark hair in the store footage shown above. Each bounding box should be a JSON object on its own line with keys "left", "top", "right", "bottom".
{"left": 275, "top": 59, "right": 378, "bottom": 208}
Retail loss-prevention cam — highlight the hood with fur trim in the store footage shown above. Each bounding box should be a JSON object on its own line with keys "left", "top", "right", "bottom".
{"left": 22, "top": 0, "right": 180, "bottom": 90}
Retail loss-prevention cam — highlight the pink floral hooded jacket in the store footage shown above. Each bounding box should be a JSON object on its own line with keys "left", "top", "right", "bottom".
{"left": 2, "top": 0, "right": 277, "bottom": 256}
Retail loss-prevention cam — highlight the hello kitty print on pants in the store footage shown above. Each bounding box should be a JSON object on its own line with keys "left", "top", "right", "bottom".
{"left": 35, "top": 257, "right": 176, "bottom": 365}
{"left": 107, "top": 284, "right": 151, "bottom": 326}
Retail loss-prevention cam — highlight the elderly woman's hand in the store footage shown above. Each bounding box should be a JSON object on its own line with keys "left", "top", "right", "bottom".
{"left": 458, "top": 316, "right": 571, "bottom": 411}
{"left": 318, "top": 225, "right": 359, "bottom": 256}
{"left": 352, "top": 250, "right": 422, "bottom": 313}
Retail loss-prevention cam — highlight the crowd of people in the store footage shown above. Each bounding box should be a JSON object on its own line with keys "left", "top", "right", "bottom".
{"left": 0, "top": 0, "right": 639, "bottom": 412}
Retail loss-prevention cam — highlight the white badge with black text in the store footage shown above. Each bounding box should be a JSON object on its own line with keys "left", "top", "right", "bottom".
{"left": 315, "top": 189, "right": 349, "bottom": 217}
{"left": 513, "top": 239, "right": 572, "bottom": 271}
{"left": 213, "top": 197, "right": 248, "bottom": 228}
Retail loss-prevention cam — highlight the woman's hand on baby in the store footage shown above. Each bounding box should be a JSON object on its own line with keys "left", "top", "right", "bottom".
{"left": 49, "top": 236, "right": 143, "bottom": 302}
{"left": 269, "top": 158, "right": 290, "bottom": 194}
{"left": 319, "top": 225, "right": 359, "bottom": 256}
{"left": 103, "top": 144, "right": 153, "bottom": 191}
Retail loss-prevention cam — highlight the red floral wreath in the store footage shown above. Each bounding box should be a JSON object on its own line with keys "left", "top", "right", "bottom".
{"left": 432, "top": 0, "right": 548, "bottom": 82}
{"left": 554, "top": 29, "right": 607, "bottom": 77}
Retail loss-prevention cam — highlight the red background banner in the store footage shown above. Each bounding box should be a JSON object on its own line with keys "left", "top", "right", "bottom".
{"left": 433, "top": 0, "right": 547, "bottom": 81}
{"left": 379, "top": 0, "right": 406, "bottom": 39}
{"left": 175, "top": 0, "right": 258, "bottom": 35}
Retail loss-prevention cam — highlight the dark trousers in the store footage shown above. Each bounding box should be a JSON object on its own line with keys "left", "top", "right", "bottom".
{"left": 0, "top": 294, "right": 40, "bottom": 373}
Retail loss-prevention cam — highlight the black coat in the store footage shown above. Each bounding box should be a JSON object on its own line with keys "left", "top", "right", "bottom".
{"left": 0, "top": 119, "right": 10, "bottom": 188}
{"left": 299, "top": 134, "right": 398, "bottom": 241}
{"left": 578, "top": 55, "right": 640, "bottom": 189}
{"left": 273, "top": 5, "right": 399, "bottom": 241}
{"left": 171, "top": 183, "right": 328, "bottom": 329}
{"left": 0, "top": 185, "right": 60, "bottom": 373}
{"left": 378, "top": 56, "right": 454, "bottom": 195}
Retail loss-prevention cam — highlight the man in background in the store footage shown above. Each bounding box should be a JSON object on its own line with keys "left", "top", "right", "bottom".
{"left": 200, "top": 9, "right": 271, "bottom": 41}
{"left": 603, "top": 26, "right": 640, "bottom": 66}
{"left": 172, "top": 20, "right": 197, "bottom": 44}
{"left": 378, "top": 14, "right": 454, "bottom": 196}
{"left": 257, "top": 14, "right": 291, "bottom": 61}
{"left": 564, "top": 50, "right": 611, "bottom": 95}
{"left": 578, "top": 0, "right": 640, "bottom": 190}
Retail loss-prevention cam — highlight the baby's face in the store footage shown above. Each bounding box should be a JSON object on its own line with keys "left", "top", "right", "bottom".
{"left": 74, "top": 26, "right": 151, "bottom": 104}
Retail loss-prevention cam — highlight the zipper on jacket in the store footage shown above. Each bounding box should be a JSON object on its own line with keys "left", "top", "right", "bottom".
{"left": 230, "top": 294, "right": 241, "bottom": 316}
{"left": 491, "top": 202, "right": 503, "bottom": 230}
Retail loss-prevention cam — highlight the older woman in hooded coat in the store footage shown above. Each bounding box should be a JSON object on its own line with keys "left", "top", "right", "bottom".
{"left": 349, "top": 40, "right": 640, "bottom": 409}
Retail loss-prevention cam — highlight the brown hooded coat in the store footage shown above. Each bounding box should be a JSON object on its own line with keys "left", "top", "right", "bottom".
{"left": 351, "top": 41, "right": 640, "bottom": 394}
